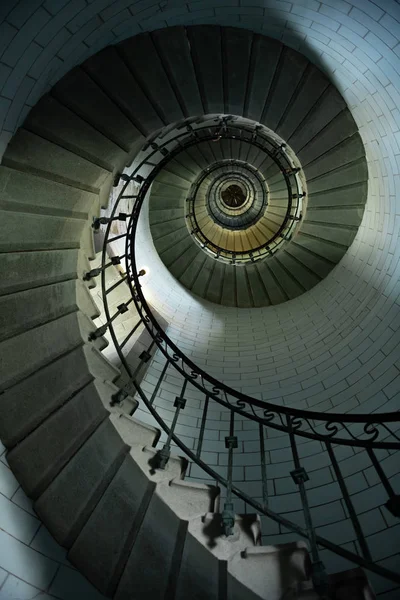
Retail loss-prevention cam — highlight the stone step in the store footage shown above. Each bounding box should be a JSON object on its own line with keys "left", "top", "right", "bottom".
{"left": 289, "top": 85, "right": 347, "bottom": 153}
{"left": 0, "top": 311, "right": 90, "bottom": 392}
{"left": 4, "top": 129, "right": 110, "bottom": 194}
{"left": 228, "top": 541, "right": 311, "bottom": 600}
{"left": 277, "top": 64, "right": 329, "bottom": 142}
{"left": 174, "top": 532, "right": 222, "bottom": 600}
{"left": 328, "top": 567, "right": 376, "bottom": 600}
{"left": 307, "top": 181, "right": 368, "bottom": 210}
{"left": 119, "top": 33, "right": 184, "bottom": 125}
{"left": 25, "top": 95, "right": 128, "bottom": 175}
{"left": 109, "top": 411, "right": 161, "bottom": 448}
{"left": 187, "top": 25, "right": 224, "bottom": 114}
{"left": 268, "top": 258, "right": 304, "bottom": 300}
{"left": 256, "top": 262, "right": 288, "bottom": 305}
{"left": 149, "top": 207, "right": 183, "bottom": 224}
{"left": 129, "top": 445, "right": 188, "bottom": 483}
{"left": 285, "top": 243, "right": 333, "bottom": 281}
{"left": 303, "top": 132, "right": 365, "bottom": 179}
{"left": 228, "top": 575, "right": 268, "bottom": 600}
{"left": 179, "top": 248, "right": 207, "bottom": 290}
{"left": 0, "top": 164, "right": 98, "bottom": 220}
{"left": 0, "top": 345, "right": 93, "bottom": 448}
{"left": 0, "top": 208, "right": 85, "bottom": 253}
{"left": 278, "top": 251, "right": 321, "bottom": 291}
{"left": 156, "top": 478, "right": 220, "bottom": 521}
{"left": 160, "top": 235, "right": 194, "bottom": 269}
{"left": 34, "top": 418, "right": 129, "bottom": 547}
{"left": 68, "top": 453, "right": 155, "bottom": 597}
{"left": 235, "top": 266, "right": 254, "bottom": 308}
{"left": 173, "top": 153, "right": 204, "bottom": 180}
{"left": 94, "top": 379, "right": 138, "bottom": 414}
{"left": 7, "top": 381, "right": 108, "bottom": 499}
{"left": 294, "top": 233, "right": 347, "bottom": 266}
{"left": 150, "top": 182, "right": 189, "bottom": 201}
{"left": 83, "top": 46, "right": 163, "bottom": 137}
{"left": 220, "top": 265, "right": 237, "bottom": 307}
{"left": 170, "top": 242, "right": 201, "bottom": 280}
{"left": 184, "top": 145, "right": 210, "bottom": 171}
{"left": 262, "top": 47, "right": 308, "bottom": 132}
{"left": 0, "top": 249, "right": 92, "bottom": 297}
{"left": 84, "top": 344, "right": 121, "bottom": 383}
{"left": 152, "top": 26, "right": 203, "bottom": 117}
{"left": 52, "top": 66, "right": 143, "bottom": 154}
{"left": 0, "top": 280, "right": 94, "bottom": 343}
{"left": 153, "top": 218, "right": 189, "bottom": 246}
{"left": 307, "top": 159, "right": 368, "bottom": 195}
{"left": 300, "top": 221, "right": 358, "bottom": 247}
{"left": 114, "top": 493, "right": 185, "bottom": 600}
{"left": 166, "top": 157, "right": 201, "bottom": 182}
{"left": 191, "top": 256, "right": 215, "bottom": 298}
{"left": 205, "top": 260, "right": 225, "bottom": 305}
{"left": 246, "top": 265, "right": 272, "bottom": 308}
{"left": 223, "top": 28, "right": 253, "bottom": 116}
{"left": 298, "top": 110, "right": 358, "bottom": 167}
{"left": 154, "top": 168, "right": 192, "bottom": 190}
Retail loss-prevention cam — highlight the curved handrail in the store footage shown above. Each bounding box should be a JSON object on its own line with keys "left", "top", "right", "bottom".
{"left": 185, "top": 142, "right": 300, "bottom": 262}
{"left": 97, "top": 117, "right": 400, "bottom": 590}
{"left": 103, "top": 117, "right": 400, "bottom": 450}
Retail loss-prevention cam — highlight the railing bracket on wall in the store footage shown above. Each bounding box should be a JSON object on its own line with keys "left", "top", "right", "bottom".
{"left": 290, "top": 467, "right": 309, "bottom": 484}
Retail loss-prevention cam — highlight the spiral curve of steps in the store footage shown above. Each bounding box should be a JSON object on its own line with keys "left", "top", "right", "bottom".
{"left": 141, "top": 29, "right": 368, "bottom": 307}
{"left": 0, "top": 24, "right": 383, "bottom": 600}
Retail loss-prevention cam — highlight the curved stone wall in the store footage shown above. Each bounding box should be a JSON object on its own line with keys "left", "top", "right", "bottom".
{"left": 0, "top": 2, "right": 399, "bottom": 599}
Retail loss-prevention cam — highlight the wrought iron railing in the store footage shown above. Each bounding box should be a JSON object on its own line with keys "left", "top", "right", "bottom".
{"left": 91, "top": 116, "right": 400, "bottom": 595}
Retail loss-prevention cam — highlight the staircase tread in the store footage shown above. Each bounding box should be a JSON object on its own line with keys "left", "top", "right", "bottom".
{"left": 34, "top": 419, "right": 129, "bottom": 547}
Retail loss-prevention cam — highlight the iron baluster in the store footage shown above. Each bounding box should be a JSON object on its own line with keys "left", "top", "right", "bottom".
{"left": 221, "top": 411, "right": 238, "bottom": 537}
{"left": 119, "top": 319, "right": 143, "bottom": 351}
{"left": 326, "top": 442, "right": 372, "bottom": 561}
{"left": 149, "top": 360, "right": 169, "bottom": 406}
{"left": 105, "top": 275, "right": 128, "bottom": 295}
{"left": 156, "top": 380, "right": 188, "bottom": 469}
{"left": 259, "top": 423, "right": 268, "bottom": 509}
{"left": 106, "top": 268, "right": 145, "bottom": 297}
{"left": 83, "top": 255, "right": 125, "bottom": 281}
{"left": 130, "top": 340, "right": 156, "bottom": 381}
{"left": 106, "top": 233, "right": 127, "bottom": 244}
{"left": 88, "top": 298, "right": 133, "bottom": 340}
{"left": 196, "top": 395, "right": 210, "bottom": 459}
{"left": 366, "top": 447, "right": 400, "bottom": 517}
{"left": 287, "top": 416, "right": 328, "bottom": 597}
{"left": 92, "top": 212, "right": 136, "bottom": 231}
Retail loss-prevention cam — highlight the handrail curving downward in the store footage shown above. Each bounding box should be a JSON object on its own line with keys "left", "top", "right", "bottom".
{"left": 97, "top": 117, "right": 400, "bottom": 592}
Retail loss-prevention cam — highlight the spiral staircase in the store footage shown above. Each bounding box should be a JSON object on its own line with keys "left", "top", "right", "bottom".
{"left": 0, "top": 22, "right": 399, "bottom": 600}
